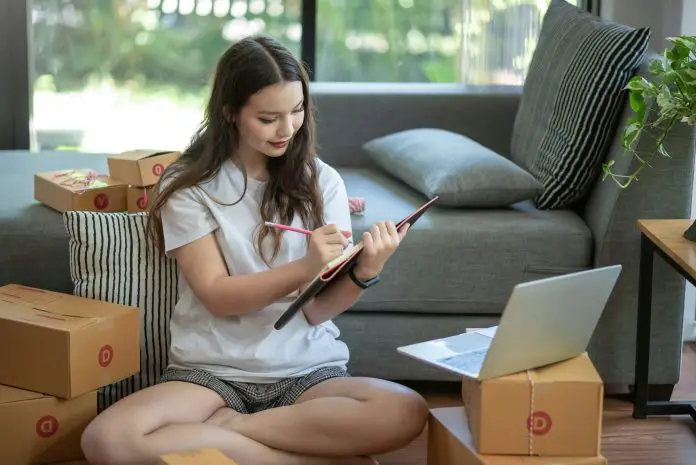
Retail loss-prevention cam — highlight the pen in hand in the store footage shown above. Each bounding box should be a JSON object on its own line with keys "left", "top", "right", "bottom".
{"left": 264, "top": 221, "right": 352, "bottom": 238}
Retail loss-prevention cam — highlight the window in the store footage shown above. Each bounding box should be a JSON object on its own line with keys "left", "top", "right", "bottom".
{"left": 0, "top": 0, "right": 590, "bottom": 151}
{"left": 315, "top": 0, "right": 578, "bottom": 84}
{"left": 30, "top": 0, "right": 302, "bottom": 152}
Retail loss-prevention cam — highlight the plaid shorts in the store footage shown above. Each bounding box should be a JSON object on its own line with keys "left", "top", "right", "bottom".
{"left": 159, "top": 365, "right": 350, "bottom": 414}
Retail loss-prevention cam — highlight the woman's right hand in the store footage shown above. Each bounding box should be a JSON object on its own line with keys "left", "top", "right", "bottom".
{"left": 304, "top": 224, "right": 350, "bottom": 277}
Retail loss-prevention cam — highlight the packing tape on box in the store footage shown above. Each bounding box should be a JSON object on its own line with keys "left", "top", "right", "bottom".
{"left": 52, "top": 169, "right": 109, "bottom": 194}
{"left": 525, "top": 370, "right": 536, "bottom": 455}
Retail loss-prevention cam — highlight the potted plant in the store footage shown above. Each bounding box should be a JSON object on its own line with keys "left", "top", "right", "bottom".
{"left": 602, "top": 35, "right": 696, "bottom": 240}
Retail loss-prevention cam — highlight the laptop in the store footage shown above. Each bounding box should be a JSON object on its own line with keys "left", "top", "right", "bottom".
{"left": 396, "top": 265, "right": 622, "bottom": 380}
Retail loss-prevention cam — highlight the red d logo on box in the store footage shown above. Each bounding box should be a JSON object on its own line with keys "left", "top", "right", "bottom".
{"left": 527, "top": 411, "right": 552, "bottom": 435}
{"left": 94, "top": 193, "right": 109, "bottom": 210}
{"left": 99, "top": 345, "right": 114, "bottom": 367}
{"left": 36, "top": 415, "right": 58, "bottom": 438}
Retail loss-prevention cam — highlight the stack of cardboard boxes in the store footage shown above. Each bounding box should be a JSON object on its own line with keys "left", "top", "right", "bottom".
{"left": 427, "top": 353, "right": 607, "bottom": 465}
{"left": 107, "top": 150, "right": 180, "bottom": 214}
{"left": 0, "top": 284, "right": 140, "bottom": 464}
{"left": 34, "top": 150, "right": 179, "bottom": 214}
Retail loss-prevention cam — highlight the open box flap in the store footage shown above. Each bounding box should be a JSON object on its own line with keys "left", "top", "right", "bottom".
{"left": 109, "top": 149, "right": 177, "bottom": 161}
{"left": 0, "top": 284, "right": 133, "bottom": 329}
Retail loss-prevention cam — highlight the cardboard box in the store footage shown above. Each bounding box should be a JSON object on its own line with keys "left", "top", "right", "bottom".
{"left": 428, "top": 407, "right": 606, "bottom": 465}
{"left": 462, "top": 353, "right": 603, "bottom": 457}
{"left": 0, "top": 384, "right": 96, "bottom": 465}
{"left": 108, "top": 150, "right": 180, "bottom": 187}
{"left": 35, "top": 169, "right": 127, "bottom": 213}
{"left": 160, "top": 448, "right": 238, "bottom": 464}
{"left": 127, "top": 185, "right": 157, "bottom": 213}
{"left": 0, "top": 284, "right": 141, "bottom": 399}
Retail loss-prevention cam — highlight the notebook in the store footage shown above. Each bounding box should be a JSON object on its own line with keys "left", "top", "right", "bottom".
{"left": 273, "top": 195, "right": 440, "bottom": 330}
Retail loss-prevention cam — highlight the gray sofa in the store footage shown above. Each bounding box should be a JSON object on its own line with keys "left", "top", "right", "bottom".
{"left": 1, "top": 53, "right": 694, "bottom": 396}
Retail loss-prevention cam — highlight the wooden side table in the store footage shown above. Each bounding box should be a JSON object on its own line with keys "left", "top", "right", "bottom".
{"left": 635, "top": 219, "right": 696, "bottom": 420}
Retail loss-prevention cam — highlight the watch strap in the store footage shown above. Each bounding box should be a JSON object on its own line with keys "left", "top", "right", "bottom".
{"left": 348, "top": 266, "right": 380, "bottom": 289}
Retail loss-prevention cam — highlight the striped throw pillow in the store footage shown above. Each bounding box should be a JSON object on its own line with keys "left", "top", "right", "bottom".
{"left": 63, "top": 211, "right": 178, "bottom": 412}
{"left": 510, "top": 0, "right": 651, "bottom": 209}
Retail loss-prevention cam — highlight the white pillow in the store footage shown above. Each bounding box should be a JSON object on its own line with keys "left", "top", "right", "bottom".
{"left": 63, "top": 211, "right": 178, "bottom": 412}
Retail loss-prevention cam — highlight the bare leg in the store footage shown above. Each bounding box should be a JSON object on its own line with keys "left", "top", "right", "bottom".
{"left": 81, "top": 381, "right": 374, "bottom": 465}
{"left": 216, "top": 377, "right": 429, "bottom": 457}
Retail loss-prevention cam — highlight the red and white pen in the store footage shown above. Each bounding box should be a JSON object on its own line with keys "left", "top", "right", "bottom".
{"left": 264, "top": 221, "right": 352, "bottom": 238}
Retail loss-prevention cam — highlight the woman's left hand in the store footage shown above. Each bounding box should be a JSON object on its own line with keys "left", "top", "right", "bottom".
{"left": 354, "top": 220, "right": 410, "bottom": 280}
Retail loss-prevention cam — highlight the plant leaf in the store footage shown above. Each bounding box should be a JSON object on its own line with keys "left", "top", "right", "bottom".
{"left": 656, "top": 86, "right": 678, "bottom": 113}
{"left": 621, "top": 118, "right": 642, "bottom": 151}
{"left": 629, "top": 92, "right": 645, "bottom": 120}
{"left": 649, "top": 58, "right": 665, "bottom": 76}
{"left": 625, "top": 76, "right": 649, "bottom": 92}
{"left": 667, "top": 36, "right": 696, "bottom": 52}
{"left": 605, "top": 35, "right": 696, "bottom": 190}
{"left": 677, "top": 68, "right": 696, "bottom": 86}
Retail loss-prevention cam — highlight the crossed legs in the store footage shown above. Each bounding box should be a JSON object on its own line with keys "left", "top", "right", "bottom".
{"left": 81, "top": 376, "right": 428, "bottom": 465}
{"left": 207, "top": 376, "right": 430, "bottom": 457}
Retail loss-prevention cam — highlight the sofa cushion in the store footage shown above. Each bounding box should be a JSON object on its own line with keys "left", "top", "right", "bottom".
{"left": 63, "top": 210, "right": 178, "bottom": 412}
{"left": 363, "top": 128, "right": 542, "bottom": 207}
{"left": 510, "top": 0, "right": 651, "bottom": 210}
{"left": 339, "top": 168, "right": 593, "bottom": 315}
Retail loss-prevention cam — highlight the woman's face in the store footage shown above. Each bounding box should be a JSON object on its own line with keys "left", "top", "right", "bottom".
{"left": 234, "top": 80, "right": 306, "bottom": 160}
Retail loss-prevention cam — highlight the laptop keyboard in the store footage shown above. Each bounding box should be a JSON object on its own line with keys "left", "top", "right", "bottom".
{"left": 437, "top": 348, "right": 488, "bottom": 376}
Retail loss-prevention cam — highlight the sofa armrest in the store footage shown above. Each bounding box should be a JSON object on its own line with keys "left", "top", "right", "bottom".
{"left": 310, "top": 83, "right": 521, "bottom": 168}
{"left": 581, "top": 57, "right": 696, "bottom": 384}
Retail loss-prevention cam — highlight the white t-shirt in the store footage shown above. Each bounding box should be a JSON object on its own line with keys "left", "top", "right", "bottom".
{"left": 160, "top": 157, "right": 351, "bottom": 383}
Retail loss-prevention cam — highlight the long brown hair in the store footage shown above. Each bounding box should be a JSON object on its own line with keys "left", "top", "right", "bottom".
{"left": 146, "top": 35, "right": 324, "bottom": 266}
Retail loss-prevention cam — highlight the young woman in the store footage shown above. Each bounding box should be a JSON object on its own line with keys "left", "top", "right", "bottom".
{"left": 80, "top": 35, "right": 429, "bottom": 465}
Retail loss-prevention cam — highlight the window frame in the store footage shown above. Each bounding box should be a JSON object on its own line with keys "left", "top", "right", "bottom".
{"left": 1, "top": 0, "right": 32, "bottom": 150}
{"left": 1, "top": 0, "right": 596, "bottom": 150}
{"left": 301, "top": 0, "right": 595, "bottom": 82}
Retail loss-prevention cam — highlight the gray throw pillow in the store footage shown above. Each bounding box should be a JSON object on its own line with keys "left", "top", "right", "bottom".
{"left": 363, "top": 128, "right": 543, "bottom": 208}
{"left": 510, "top": 0, "right": 650, "bottom": 209}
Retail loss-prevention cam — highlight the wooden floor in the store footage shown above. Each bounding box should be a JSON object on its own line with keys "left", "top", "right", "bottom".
{"left": 377, "top": 344, "right": 696, "bottom": 465}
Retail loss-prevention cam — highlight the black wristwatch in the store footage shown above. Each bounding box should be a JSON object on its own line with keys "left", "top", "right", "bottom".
{"left": 348, "top": 265, "right": 380, "bottom": 289}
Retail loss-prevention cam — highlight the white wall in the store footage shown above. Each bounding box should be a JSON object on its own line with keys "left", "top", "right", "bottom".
{"left": 683, "top": 0, "right": 696, "bottom": 35}
{"left": 601, "top": 0, "right": 684, "bottom": 51}
{"left": 601, "top": 0, "right": 696, "bottom": 341}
